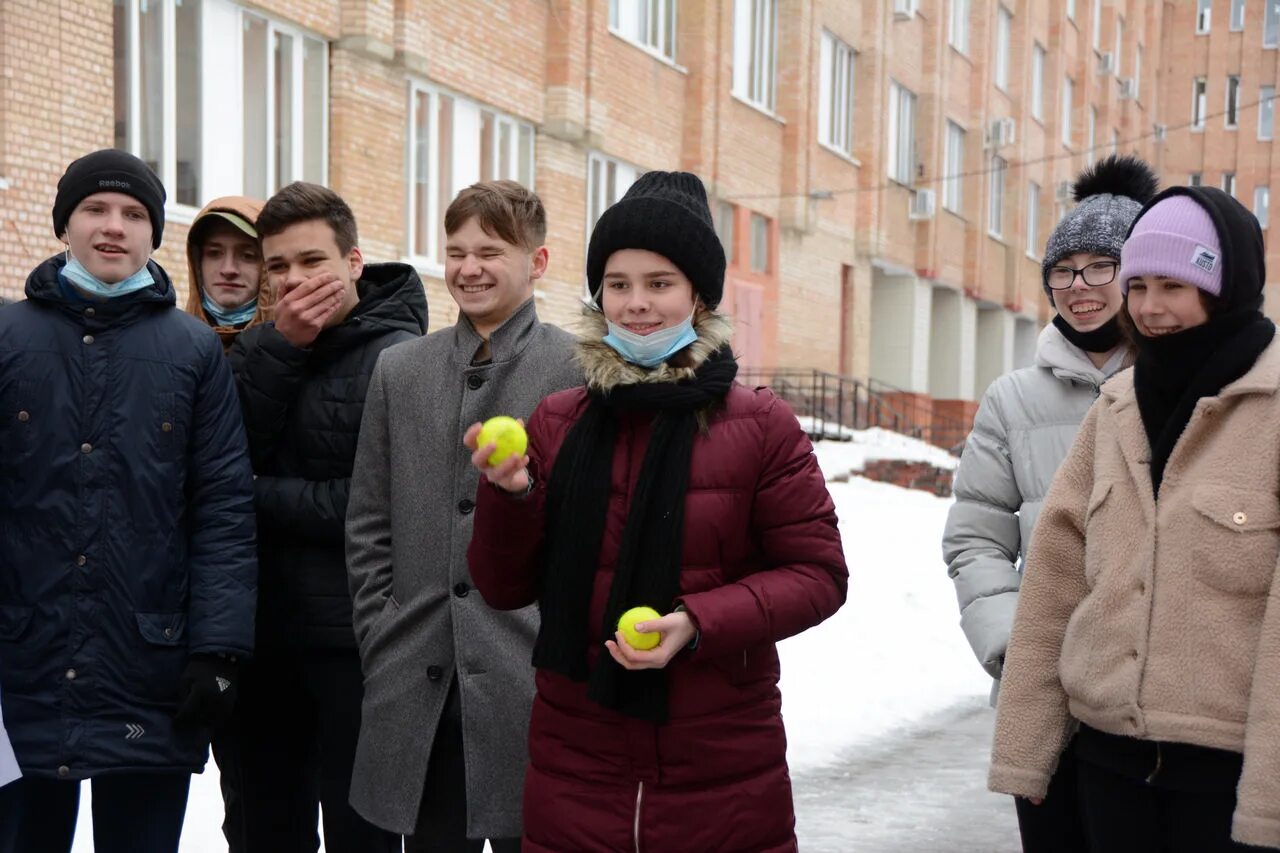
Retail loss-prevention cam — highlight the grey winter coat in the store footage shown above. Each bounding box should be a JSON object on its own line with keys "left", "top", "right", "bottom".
{"left": 943, "top": 323, "right": 1125, "bottom": 690}
{"left": 345, "top": 298, "right": 581, "bottom": 837}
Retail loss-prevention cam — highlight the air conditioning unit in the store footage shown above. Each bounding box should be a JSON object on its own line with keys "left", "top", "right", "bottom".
{"left": 1097, "top": 52, "right": 1116, "bottom": 76}
{"left": 986, "top": 117, "right": 1017, "bottom": 149}
{"left": 1153, "top": 123, "right": 1168, "bottom": 143}
{"left": 908, "top": 188, "right": 937, "bottom": 220}
{"left": 1055, "top": 180, "right": 1073, "bottom": 202}
{"left": 1117, "top": 77, "right": 1137, "bottom": 100}
{"left": 893, "top": 0, "right": 919, "bottom": 20}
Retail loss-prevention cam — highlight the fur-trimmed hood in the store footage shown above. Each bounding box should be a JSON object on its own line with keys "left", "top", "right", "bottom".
{"left": 574, "top": 308, "right": 735, "bottom": 394}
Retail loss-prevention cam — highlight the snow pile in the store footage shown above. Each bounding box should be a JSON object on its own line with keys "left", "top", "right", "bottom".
{"left": 808, "top": 425, "right": 960, "bottom": 484}
{"left": 779, "top": 472, "right": 988, "bottom": 773}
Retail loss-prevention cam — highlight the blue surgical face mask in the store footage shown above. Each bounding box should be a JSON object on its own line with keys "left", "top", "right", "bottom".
{"left": 201, "top": 291, "right": 258, "bottom": 326}
{"left": 602, "top": 311, "right": 699, "bottom": 368}
{"left": 61, "top": 250, "right": 154, "bottom": 299}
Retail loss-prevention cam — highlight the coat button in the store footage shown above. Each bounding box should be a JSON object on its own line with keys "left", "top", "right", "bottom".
{"left": 1233, "top": 512, "right": 1248, "bottom": 525}
{"left": 426, "top": 665, "right": 443, "bottom": 681}
{"left": 16, "top": 410, "right": 28, "bottom": 423}
{"left": 65, "top": 669, "right": 76, "bottom": 681}
{"left": 466, "top": 374, "right": 485, "bottom": 390}
{"left": 457, "top": 498, "right": 475, "bottom": 515}
{"left": 57, "top": 765, "right": 70, "bottom": 778}
{"left": 453, "top": 582, "right": 470, "bottom": 598}
{"left": 82, "top": 334, "right": 94, "bottom": 345}
{"left": 84, "top": 307, "right": 95, "bottom": 317}
{"left": 80, "top": 443, "right": 92, "bottom": 454}
{"left": 75, "top": 555, "right": 87, "bottom": 567}
{"left": 163, "top": 628, "right": 173, "bottom": 639}
{"left": 161, "top": 422, "right": 173, "bottom": 433}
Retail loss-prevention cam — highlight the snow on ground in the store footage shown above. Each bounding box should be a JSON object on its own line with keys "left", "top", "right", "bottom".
{"left": 70, "top": 430, "right": 980, "bottom": 849}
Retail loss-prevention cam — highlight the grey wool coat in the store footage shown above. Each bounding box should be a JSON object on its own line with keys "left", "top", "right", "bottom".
{"left": 943, "top": 323, "right": 1125, "bottom": 693}
{"left": 346, "top": 298, "right": 580, "bottom": 837}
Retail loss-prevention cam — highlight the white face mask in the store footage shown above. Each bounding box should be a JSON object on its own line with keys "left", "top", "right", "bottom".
{"left": 601, "top": 310, "right": 698, "bottom": 368}
{"left": 61, "top": 249, "right": 154, "bottom": 299}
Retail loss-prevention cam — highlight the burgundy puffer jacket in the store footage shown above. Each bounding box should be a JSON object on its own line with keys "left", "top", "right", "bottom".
{"left": 469, "top": 318, "right": 847, "bottom": 852}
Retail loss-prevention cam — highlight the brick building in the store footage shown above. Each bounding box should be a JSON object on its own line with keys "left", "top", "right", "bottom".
{"left": 0, "top": 0, "right": 1259, "bottom": 428}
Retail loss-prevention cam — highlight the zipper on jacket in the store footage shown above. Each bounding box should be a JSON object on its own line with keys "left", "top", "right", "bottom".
{"left": 633, "top": 780, "right": 644, "bottom": 853}
{"left": 1145, "top": 742, "right": 1163, "bottom": 784}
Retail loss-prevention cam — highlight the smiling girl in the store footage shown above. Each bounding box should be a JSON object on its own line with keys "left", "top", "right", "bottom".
{"left": 463, "top": 171, "right": 847, "bottom": 851}
{"left": 990, "top": 186, "right": 1280, "bottom": 851}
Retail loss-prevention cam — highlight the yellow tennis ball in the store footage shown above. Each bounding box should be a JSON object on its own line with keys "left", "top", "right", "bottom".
{"left": 617, "top": 606, "right": 663, "bottom": 651}
{"left": 477, "top": 416, "right": 528, "bottom": 466}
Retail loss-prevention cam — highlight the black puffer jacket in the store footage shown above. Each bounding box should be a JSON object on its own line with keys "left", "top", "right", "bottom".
{"left": 232, "top": 263, "right": 427, "bottom": 649}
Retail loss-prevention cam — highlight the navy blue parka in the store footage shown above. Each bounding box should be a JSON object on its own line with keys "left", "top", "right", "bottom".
{"left": 0, "top": 254, "right": 257, "bottom": 779}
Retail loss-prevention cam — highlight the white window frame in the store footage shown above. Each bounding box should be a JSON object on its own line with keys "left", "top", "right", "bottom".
{"left": 732, "top": 0, "right": 778, "bottom": 113}
{"left": 1224, "top": 172, "right": 1238, "bottom": 197}
{"left": 1256, "top": 186, "right": 1271, "bottom": 228}
{"left": 1031, "top": 44, "right": 1045, "bottom": 121}
{"left": 1261, "top": 86, "right": 1276, "bottom": 139}
{"left": 818, "top": 30, "right": 856, "bottom": 157}
{"left": 1061, "top": 76, "right": 1074, "bottom": 148}
{"left": 1135, "top": 45, "right": 1143, "bottom": 100}
{"left": 405, "top": 82, "right": 537, "bottom": 271}
{"left": 1088, "top": 106, "right": 1097, "bottom": 157}
{"left": 949, "top": 0, "right": 970, "bottom": 54}
{"left": 1114, "top": 16, "right": 1123, "bottom": 74}
{"left": 1227, "top": 76, "right": 1241, "bottom": 128}
{"left": 988, "top": 155, "right": 1006, "bottom": 238}
{"left": 1067, "top": 0, "right": 1077, "bottom": 22}
{"left": 1025, "top": 182, "right": 1040, "bottom": 258}
{"left": 608, "top": 0, "right": 678, "bottom": 65}
{"left": 1190, "top": 173, "right": 1204, "bottom": 187}
{"left": 887, "top": 81, "right": 917, "bottom": 185}
{"left": 582, "top": 151, "right": 644, "bottom": 300}
{"left": 943, "top": 121, "right": 965, "bottom": 214}
{"left": 995, "top": 6, "right": 1012, "bottom": 93}
{"left": 1193, "top": 77, "right": 1208, "bottom": 129}
{"left": 1092, "top": 0, "right": 1103, "bottom": 50}
{"left": 1198, "top": 0, "right": 1213, "bottom": 33}
{"left": 115, "top": 0, "right": 329, "bottom": 214}
{"left": 1232, "top": 0, "right": 1247, "bottom": 31}
{"left": 1268, "top": 0, "right": 1280, "bottom": 47}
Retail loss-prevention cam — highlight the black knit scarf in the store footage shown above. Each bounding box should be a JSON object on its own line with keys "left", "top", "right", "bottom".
{"left": 1134, "top": 308, "right": 1275, "bottom": 495}
{"left": 1052, "top": 313, "right": 1124, "bottom": 354}
{"left": 533, "top": 346, "right": 738, "bottom": 723}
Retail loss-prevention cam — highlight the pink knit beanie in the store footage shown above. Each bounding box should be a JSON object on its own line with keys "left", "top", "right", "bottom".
{"left": 1118, "top": 195, "right": 1223, "bottom": 297}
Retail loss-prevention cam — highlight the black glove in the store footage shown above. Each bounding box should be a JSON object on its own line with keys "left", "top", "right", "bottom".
{"left": 173, "top": 654, "right": 239, "bottom": 730}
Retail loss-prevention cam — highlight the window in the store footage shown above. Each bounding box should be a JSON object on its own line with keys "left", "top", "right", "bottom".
{"left": 1134, "top": 45, "right": 1143, "bottom": 100}
{"left": 988, "top": 156, "right": 1006, "bottom": 237}
{"left": 749, "top": 213, "right": 770, "bottom": 273}
{"left": 819, "top": 31, "right": 856, "bottom": 156}
{"left": 943, "top": 121, "right": 965, "bottom": 214}
{"left": 1232, "top": 0, "right": 1247, "bottom": 30}
{"left": 1190, "top": 173, "right": 1204, "bottom": 186}
{"left": 1092, "top": 0, "right": 1102, "bottom": 49}
{"left": 1193, "top": 77, "right": 1208, "bottom": 129}
{"left": 1111, "top": 127, "right": 1119, "bottom": 155}
{"left": 1067, "top": 0, "right": 1076, "bottom": 21}
{"left": 1114, "top": 17, "right": 1123, "bottom": 74}
{"left": 1088, "top": 106, "right": 1097, "bottom": 157}
{"left": 716, "top": 201, "right": 735, "bottom": 264}
{"left": 609, "top": 0, "right": 677, "bottom": 63}
{"left": 1026, "top": 182, "right": 1040, "bottom": 257}
{"left": 949, "top": 0, "right": 970, "bottom": 53}
{"left": 1227, "top": 76, "right": 1241, "bottom": 127}
{"left": 1261, "top": 86, "right": 1276, "bottom": 139}
{"left": 407, "top": 85, "right": 536, "bottom": 265}
{"left": 1198, "top": 0, "right": 1212, "bottom": 33}
{"left": 732, "top": 0, "right": 777, "bottom": 112}
{"left": 995, "top": 7, "right": 1012, "bottom": 92}
{"left": 1224, "top": 172, "right": 1237, "bottom": 196}
{"left": 887, "top": 82, "right": 917, "bottom": 185}
{"left": 1256, "top": 186, "right": 1271, "bottom": 228}
{"left": 1061, "top": 77, "right": 1074, "bottom": 147}
{"left": 114, "top": 0, "right": 327, "bottom": 209}
{"left": 1268, "top": 0, "right": 1280, "bottom": 46}
{"left": 1031, "top": 44, "right": 1046, "bottom": 120}
{"left": 587, "top": 153, "right": 642, "bottom": 233}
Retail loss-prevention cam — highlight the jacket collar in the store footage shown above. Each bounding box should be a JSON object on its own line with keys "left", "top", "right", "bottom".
{"left": 1102, "top": 336, "right": 1280, "bottom": 410}
{"left": 574, "top": 308, "right": 735, "bottom": 394}
{"left": 1035, "top": 322, "right": 1126, "bottom": 387}
{"left": 452, "top": 297, "right": 541, "bottom": 365}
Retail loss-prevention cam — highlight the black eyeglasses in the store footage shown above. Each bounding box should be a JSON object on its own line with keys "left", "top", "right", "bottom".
{"left": 1047, "top": 261, "right": 1120, "bottom": 290}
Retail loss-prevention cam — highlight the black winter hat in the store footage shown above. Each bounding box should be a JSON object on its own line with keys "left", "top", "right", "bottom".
{"left": 53, "top": 149, "right": 167, "bottom": 249}
{"left": 586, "top": 171, "right": 725, "bottom": 309}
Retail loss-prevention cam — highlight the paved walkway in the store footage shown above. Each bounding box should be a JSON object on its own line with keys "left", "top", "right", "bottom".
{"left": 793, "top": 696, "right": 1022, "bottom": 852}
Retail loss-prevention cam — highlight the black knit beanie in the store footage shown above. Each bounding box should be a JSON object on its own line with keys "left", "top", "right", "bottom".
{"left": 53, "top": 149, "right": 167, "bottom": 249}
{"left": 586, "top": 171, "right": 725, "bottom": 309}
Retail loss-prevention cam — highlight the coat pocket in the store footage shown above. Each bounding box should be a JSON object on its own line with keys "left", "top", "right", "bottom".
{"left": 132, "top": 611, "right": 188, "bottom": 703}
{"left": 1189, "top": 486, "right": 1280, "bottom": 595}
{"left": 134, "top": 611, "right": 188, "bottom": 646}
{"left": 1082, "top": 481, "right": 1115, "bottom": 587}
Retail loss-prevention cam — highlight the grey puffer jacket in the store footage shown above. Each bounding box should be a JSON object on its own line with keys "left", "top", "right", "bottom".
{"left": 943, "top": 323, "right": 1125, "bottom": 691}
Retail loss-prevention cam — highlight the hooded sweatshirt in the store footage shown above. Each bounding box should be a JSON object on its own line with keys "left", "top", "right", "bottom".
{"left": 184, "top": 196, "right": 267, "bottom": 353}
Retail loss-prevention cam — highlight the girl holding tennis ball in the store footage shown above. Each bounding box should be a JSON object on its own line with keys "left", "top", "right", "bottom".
{"left": 464, "top": 171, "right": 847, "bottom": 852}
